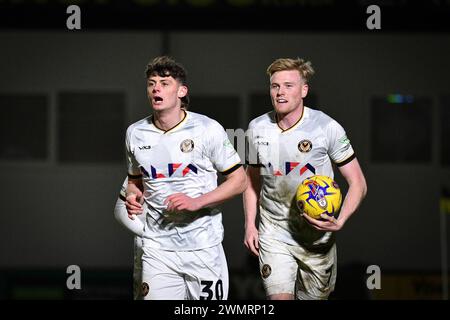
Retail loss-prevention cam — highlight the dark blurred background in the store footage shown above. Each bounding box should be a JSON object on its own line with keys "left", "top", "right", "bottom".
{"left": 0, "top": 0, "right": 449, "bottom": 300}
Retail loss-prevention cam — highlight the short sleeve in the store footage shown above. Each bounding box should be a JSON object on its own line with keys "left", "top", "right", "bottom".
{"left": 206, "top": 120, "right": 242, "bottom": 175}
{"left": 326, "top": 119, "right": 355, "bottom": 166}
{"left": 125, "top": 126, "right": 142, "bottom": 177}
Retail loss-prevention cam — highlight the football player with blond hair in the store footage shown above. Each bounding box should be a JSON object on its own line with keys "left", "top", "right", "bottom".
{"left": 244, "top": 57, "right": 367, "bottom": 300}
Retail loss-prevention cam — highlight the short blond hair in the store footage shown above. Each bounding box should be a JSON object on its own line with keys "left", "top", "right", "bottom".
{"left": 266, "top": 58, "right": 315, "bottom": 83}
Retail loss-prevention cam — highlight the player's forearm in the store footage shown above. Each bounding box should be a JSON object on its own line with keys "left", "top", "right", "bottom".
{"left": 243, "top": 187, "right": 259, "bottom": 230}
{"left": 243, "top": 166, "right": 261, "bottom": 229}
{"left": 337, "top": 178, "right": 367, "bottom": 225}
{"left": 196, "top": 167, "right": 247, "bottom": 209}
{"left": 113, "top": 198, "right": 144, "bottom": 237}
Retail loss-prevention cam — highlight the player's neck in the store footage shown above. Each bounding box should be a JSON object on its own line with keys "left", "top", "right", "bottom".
{"left": 276, "top": 104, "right": 304, "bottom": 130}
{"left": 153, "top": 107, "right": 185, "bottom": 131}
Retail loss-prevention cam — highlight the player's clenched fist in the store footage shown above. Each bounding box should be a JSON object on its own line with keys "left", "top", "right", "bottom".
{"left": 126, "top": 191, "right": 144, "bottom": 219}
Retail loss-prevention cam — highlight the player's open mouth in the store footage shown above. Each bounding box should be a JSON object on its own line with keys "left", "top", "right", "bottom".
{"left": 277, "top": 99, "right": 287, "bottom": 103}
{"left": 153, "top": 96, "right": 164, "bottom": 104}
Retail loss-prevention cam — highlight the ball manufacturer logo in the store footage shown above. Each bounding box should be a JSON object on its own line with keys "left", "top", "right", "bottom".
{"left": 261, "top": 264, "right": 272, "bottom": 279}
{"left": 298, "top": 139, "right": 312, "bottom": 153}
{"left": 142, "top": 282, "right": 149, "bottom": 297}
{"left": 180, "top": 139, "right": 194, "bottom": 153}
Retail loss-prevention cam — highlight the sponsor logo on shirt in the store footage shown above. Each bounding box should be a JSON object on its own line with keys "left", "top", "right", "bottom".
{"left": 263, "top": 162, "right": 316, "bottom": 177}
{"left": 139, "top": 164, "right": 198, "bottom": 179}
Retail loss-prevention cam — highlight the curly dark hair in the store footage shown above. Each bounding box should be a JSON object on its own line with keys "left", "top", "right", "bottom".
{"left": 145, "top": 56, "right": 189, "bottom": 108}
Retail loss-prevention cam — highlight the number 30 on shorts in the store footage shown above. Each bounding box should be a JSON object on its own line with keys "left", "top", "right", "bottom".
{"left": 200, "top": 279, "right": 223, "bottom": 300}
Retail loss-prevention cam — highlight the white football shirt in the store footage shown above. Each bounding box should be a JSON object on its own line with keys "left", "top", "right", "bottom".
{"left": 126, "top": 110, "right": 241, "bottom": 251}
{"left": 247, "top": 107, "right": 355, "bottom": 250}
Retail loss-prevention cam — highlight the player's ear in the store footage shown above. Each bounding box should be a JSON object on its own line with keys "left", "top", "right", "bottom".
{"left": 178, "top": 85, "right": 188, "bottom": 99}
{"left": 301, "top": 83, "right": 309, "bottom": 99}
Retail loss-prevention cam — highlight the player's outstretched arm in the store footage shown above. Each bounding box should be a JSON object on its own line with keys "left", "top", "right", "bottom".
{"left": 243, "top": 166, "right": 262, "bottom": 256}
{"left": 303, "top": 158, "right": 367, "bottom": 231}
{"left": 165, "top": 166, "right": 247, "bottom": 213}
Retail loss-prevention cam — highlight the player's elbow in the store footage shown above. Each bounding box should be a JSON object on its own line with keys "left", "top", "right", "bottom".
{"left": 360, "top": 176, "right": 368, "bottom": 199}
{"left": 240, "top": 173, "right": 249, "bottom": 194}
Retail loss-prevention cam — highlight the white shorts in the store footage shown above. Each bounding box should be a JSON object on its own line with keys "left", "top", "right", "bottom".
{"left": 259, "top": 237, "right": 337, "bottom": 300}
{"left": 141, "top": 244, "right": 228, "bottom": 300}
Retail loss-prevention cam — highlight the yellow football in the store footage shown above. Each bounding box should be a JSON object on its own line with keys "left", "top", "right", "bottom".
{"left": 296, "top": 175, "right": 342, "bottom": 219}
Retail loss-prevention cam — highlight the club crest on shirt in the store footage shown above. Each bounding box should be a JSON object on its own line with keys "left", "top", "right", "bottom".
{"left": 298, "top": 139, "right": 312, "bottom": 153}
{"left": 261, "top": 264, "right": 272, "bottom": 279}
{"left": 180, "top": 139, "right": 194, "bottom": 153}
{"left": 142, "top": 282, "right": 149, "bottom": 297}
